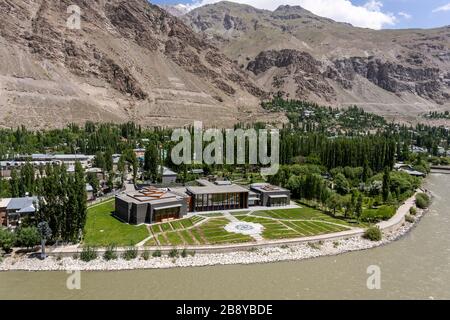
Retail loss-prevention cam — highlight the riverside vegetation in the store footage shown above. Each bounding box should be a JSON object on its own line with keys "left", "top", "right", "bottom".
{"left": 0, "top": 98, "right": 442, "bottom": 259}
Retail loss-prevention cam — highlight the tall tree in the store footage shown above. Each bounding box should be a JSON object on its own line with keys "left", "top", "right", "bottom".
{"left": 10, "top": 168, "right": 20, "bottom": 198}
{"left": 382, "top": 167, "right": 391, "bottom": 202}
{"left": 144, "top": 143, "right": 159, "bottom": 182}
{"left": 356, "top": 194, "right": 363, "bottom": 220}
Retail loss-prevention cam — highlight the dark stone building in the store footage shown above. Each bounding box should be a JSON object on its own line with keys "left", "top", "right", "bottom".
{"left": 115, "top": 187, "right": 188, "bottom": 225}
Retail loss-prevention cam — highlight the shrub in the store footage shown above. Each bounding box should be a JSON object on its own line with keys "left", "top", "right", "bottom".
{"left": 16, "top": 227, "right": 40, "bottom": 249}
{"left": 308, "top": 242, "right": 322, "bottom": 250}
{"left": 416, "top": 193, "right": 430, "bottom": 209}
{"left": 405, "top": 215, "right": 415, "bottom": 223}
{"left": 181, "top": 248, "right": 188, "bottom": 258}
{"left": 141, "top": 250, "right": 150, "bottom": 260}
{"left": 363, "top": 226, "right": 382, "bottom": 242}
{"left": 361, "top": 205, "right": 396, "bottom": 222}
{"left": 122, "top": 247, "right": 138, "bottom": 261}
{"left": 152, "top": 250, "right": 162, "bottom": 257}
{"left": 168, "top": 249, "right": 179, "bottom": 258}
{"left": 409, "top": 207, "right": 417, "bottom": 216}
{"left": 103, "top": 245, "right": 118, "bottom": 261}
{"left": 80, "top": 246, "right": 97, "bottom": 262}
{"left": 0, "top": 228, "right": 16, "bottom": 253}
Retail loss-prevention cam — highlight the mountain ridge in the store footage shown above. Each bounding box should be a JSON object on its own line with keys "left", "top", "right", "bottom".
{"left": 179, "top": 1, "right": 450, "bottom": 120}
{"left": 0, "top": 0, "right": 277, "bottom": 129}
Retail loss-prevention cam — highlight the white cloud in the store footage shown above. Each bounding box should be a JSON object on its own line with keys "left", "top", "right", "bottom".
{"left": 184, "top": 0, "right": 397, "bottom": 29}
{"left": 432, "top": 3, "right": 450, "bottom": 12}
{"left": 363, "top": 0, "right": 383, "bottom": 12}
{"left": 398, "top": 11, "right": 412, "bottom": 19}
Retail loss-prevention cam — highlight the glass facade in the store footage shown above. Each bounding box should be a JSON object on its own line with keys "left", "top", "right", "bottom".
{"left": 153, "top": 207, "right": 181, "bottom": 222}
{"left": 189, "top": 192, "right": 249, "bottom": 212}
{"left": 268, "top": 196, "right": 288, "bottom": 207}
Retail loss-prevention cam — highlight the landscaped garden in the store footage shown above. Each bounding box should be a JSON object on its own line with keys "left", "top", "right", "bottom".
{"left": 83, "top": 200, "right": 388, "bottom": 248}
{"left": 84, "top": 200, "right": 150, "bottom": 246}
{"left": 148, "top": 217, "right": 253, "bottom": 246}
{"left": 143, "top": 206, "right": 362, "bottom": 246}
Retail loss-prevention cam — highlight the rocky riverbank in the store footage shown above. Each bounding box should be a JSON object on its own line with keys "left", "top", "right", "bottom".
{"left": 0, "top": 207, "right": 426, "bottom": 272}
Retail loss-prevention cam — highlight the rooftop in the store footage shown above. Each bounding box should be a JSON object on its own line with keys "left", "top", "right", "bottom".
{"left": 6, "top": 197, "right": 38, "bottom": 211}
{"left": 250, "top": 183, "right": 289, "bottom": 193}
{"left": 117, "top": 187, "right": 186, "bottom": 205}
{"left": 187, "top": 184, "right": 249, "bottom": 195}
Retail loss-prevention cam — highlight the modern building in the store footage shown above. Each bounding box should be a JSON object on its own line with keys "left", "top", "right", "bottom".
{"left": 186, "top": 182, "right": 250, "bottom": 212}
{"left": 115, "top": 187, "right": 188, "bottom": 225}
{"left": 115, "top": 181, "right": 291, "bottom": 225}
{"left": 250, "top": 183, "right": 291, "bottom": 207}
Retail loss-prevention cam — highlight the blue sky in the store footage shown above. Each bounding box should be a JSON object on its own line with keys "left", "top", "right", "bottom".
{"left": 151, "top": 0, "right": 450, "bottom": 29}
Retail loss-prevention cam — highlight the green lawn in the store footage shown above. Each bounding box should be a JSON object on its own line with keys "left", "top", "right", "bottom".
{"left": 237, "top": 215, "right": 350, "bottom": 240}
{"left": 252, "top": 207, "right": 360, "bottom": 227}
{"left": 84, "top": 200, "right": 150, "bottom": 246}
{"left": 362, "top": 205, "right": 397, "bottom": 222}
{"left": 146, "top": 217, "right": 253, "bottom": 246}
{"left": 85, "top": 202, "right": 358, "bottom": 248}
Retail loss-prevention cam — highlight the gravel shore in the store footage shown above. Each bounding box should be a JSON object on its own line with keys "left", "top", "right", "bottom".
{"left": 0, "top": 208, "right": 425, "bottom": 272}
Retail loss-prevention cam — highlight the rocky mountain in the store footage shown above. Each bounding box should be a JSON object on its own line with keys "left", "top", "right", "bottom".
{"left": 158, "top": 4, "right": 190, "bottom": 17}
{"left": 182, "top": 1, "right": 450, "bottom": 121}
{"left": 0, "top": 0, "right": 274, "bottom": 129}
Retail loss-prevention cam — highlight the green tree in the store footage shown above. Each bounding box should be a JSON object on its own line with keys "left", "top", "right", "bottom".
{"left": 0, "top": 228, "right": 16, "bottom": 253}
{"left": 355, "top": 194, "right": 363, "bottom": 220}
{"left": 94, "top": 151, "right": 105, "bottom": 170}
{"left": 104, "top": 149, "right": 113, "bottom": 172}
{"left": 382, "top": 167, "right": 391, "bottom": 202}
{"left": 334, "top": 173, "right": 350, "bottom": 195}
{"left": 326, "top": 193, "right": 343, "bottom": 217}
{"left": 10, "top": 169, "right": 20, "bottom": 198}
{"left": 16, "top": 226, "right": 40, "bottom": 249}
{"left": 87, "top": 172, "right": 99, "bottom": 196}
{"left": 74, "top": 161, "right": 87, "bottom": 240}
{"left": 20, "top": 162, "right": 35, "bottom": 196}
{"left": 144, "top": 144, "right": 159, "bottom": 182}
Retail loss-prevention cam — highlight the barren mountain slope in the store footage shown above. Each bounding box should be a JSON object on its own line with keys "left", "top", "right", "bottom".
{"left": 183, "top": 1, "right": 450, "bottom": 120}
{"left": 0, "top": 0, "right": 278, "bottom": 129}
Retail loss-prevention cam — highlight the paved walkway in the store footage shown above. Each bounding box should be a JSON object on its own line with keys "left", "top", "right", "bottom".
{"left": 223, "top": 211, "right": 264, "bottom": 242}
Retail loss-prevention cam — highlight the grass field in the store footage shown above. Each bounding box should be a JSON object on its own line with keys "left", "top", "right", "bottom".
{"left": 84, "top": 200, "right": 150, "bottom": 246}
{"left": 147, "top": 217, "right": 253, "bottom": 246}
{"left": 237, "top": 215, "right": 350, "bottom": 240}
{"left": 362, "top": 205, "right": 397, "bottom": 222}
{"left": 84, "top": 202, "right": 362, "bottom": 248}
{"left": 252, "top": 207, "right": 360, "bottom": 227}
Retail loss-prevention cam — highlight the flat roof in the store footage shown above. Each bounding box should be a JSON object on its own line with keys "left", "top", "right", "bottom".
{"left": 187, "top": 185, "right": 249, "bottom": 195}
{"left": 116, "top": 187, "right": 186, "bottom": 205}
{"left": 196, "top": 179, "right": 215, "bottom": 187}
{"left": 251, "top": 183, "right": 289, "bottom": 193}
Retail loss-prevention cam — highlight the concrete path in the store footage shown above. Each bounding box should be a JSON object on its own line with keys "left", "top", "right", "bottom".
{"left": 223, "top": 211, "right": 264, "bottom": 242}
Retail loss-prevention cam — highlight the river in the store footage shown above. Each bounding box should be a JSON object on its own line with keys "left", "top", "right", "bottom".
{"left": 1, "top": 174, "right": 449, "bottom": 300}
